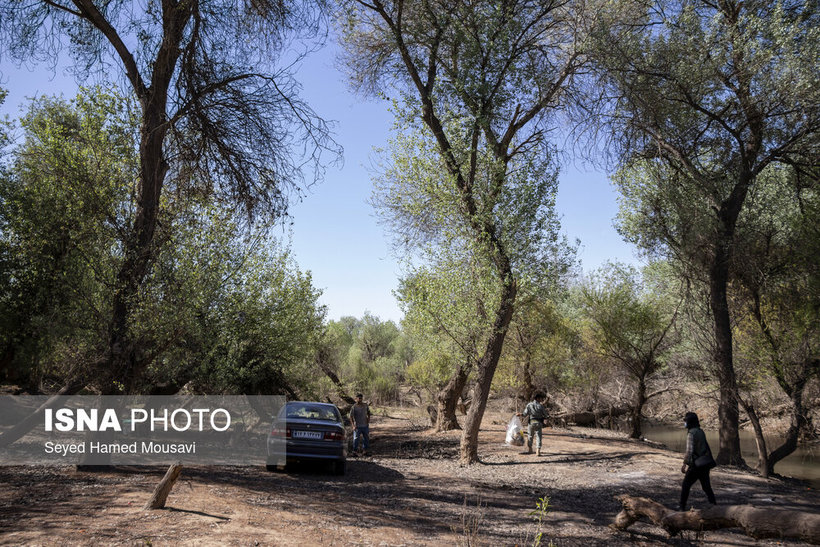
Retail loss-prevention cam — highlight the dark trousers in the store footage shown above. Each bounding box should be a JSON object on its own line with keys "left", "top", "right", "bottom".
{"left": 680, "top": 465, "right": 716, "bottom": 508}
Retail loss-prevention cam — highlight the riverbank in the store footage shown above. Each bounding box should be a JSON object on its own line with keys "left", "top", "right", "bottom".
{"left": 1, "top": 407, "right": 818, "bottom": 546}
{"left": 641, "top": 424, "right": 820, "bottom": 489}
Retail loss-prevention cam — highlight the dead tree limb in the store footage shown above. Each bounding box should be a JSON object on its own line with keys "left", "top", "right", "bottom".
{"left": 317, "top": 360, "right": 355, "bottom": 406}
{"left": 554, "top": 407, "right": 630, "bottom": 427}
{"left": 612, "top": 495, "right": 820, "bottom": 543}
{"left": 144, "top": 462, "right": 183, "bottom": 510}
{"left": 0, "top": 380, "right": 86, "bottom": 447}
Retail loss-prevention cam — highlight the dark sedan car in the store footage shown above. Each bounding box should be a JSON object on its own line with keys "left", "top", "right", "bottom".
{"left": 266, "top": 401, "right": 347, "bottom": 475}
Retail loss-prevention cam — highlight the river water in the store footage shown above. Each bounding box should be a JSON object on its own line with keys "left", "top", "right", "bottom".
{"left": 642, "top": 425, "right": 820, "bottom": 489}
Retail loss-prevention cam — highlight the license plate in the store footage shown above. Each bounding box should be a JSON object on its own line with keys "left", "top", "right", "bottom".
{"left": 293, "top": 430, "right": 322, "bottom": 440}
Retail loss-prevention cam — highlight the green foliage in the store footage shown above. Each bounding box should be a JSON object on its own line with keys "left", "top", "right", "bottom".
{"left": 578, "top": 262, "right": 680, "bottom": 381}
{"left": 0, "top": 89, "right": 137, "bottom": 384}
{"left": 601, "top": 0, "right": 820, "bottom": 280}
{"left": 398, "top": 256, "right": 500, "bottom": 371}
{"left": 141, "top": 210, "right": 326, "bottom": 395}
{"left": 376, "top": 118, "right": 573, "bottom": 400}
{"left": 528, "top": 496, "right": 553, "bottom": 547}
{"left": 374, "top": 119, "right": 566, "bottom": 277}
{"left": 601, "top": 0, "right": 820, "bottom": 289}
{"left": 405, "top": 353, "right": 457, "bottom": 396}
{"left": 731, "top": 166, "right": 820, "bottom": 392}
{"left": 0, "top": 88, "right": 326, "bottom": 395}
{"left": 319, "top": 313, "right": 411, "bottom": 403}
{"left": 495, "top": 290, "right": 576, "bottom": 396}
{"left": 594, "top": 0, "right": 819, "bottom": 176}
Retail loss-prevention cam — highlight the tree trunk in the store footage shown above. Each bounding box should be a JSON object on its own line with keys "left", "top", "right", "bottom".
{"left": 459, "top": 279, "right": 517, "bottom": 464}
{"left": 708, "top": 166, "right": 757, "bottom": 466}
{"left": 629, "top": 376, "right": 647, "bottom": 439}
{"left": 521, "top": 361, "right": 536, "bottom": 403}
{"left": 710, "top": 236, "right": 744, "bottom": 466}
{"left": 99, "top": 5, "right": 190, "bottom": 394}
{"left": 613, "top": 494, "right": 820, "bottom": 543}
{"left": 518, "top": 326, "right": 536, "bottom": 402}
{"left": 317, "top": 360, "right": 356, "bottom": 406}
{"left": 144, "top": 462, "right": 183, "bottom": 510}
{"left": 107, "top": 106, "right": 169, "bottom": 393}
{"left": 738, "top": 396, "right": 769, "bottom": 477}
{"left": 0, "top": 344, "right": 15, "bottom": 383}
{"left": 767, "top": 382, "right": 809, "bottom": 476}
{"left": 435, "top": 363, "right": 470, "bottom": 431}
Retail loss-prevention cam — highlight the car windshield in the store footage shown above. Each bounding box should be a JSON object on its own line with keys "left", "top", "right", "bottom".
{"left": 283, "top": 403, "right": 341, "bottom": 422}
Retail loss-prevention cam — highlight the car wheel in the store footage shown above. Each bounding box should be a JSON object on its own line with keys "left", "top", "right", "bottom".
{"left": 333, "top": 460, "right": 346, "bottom": 476}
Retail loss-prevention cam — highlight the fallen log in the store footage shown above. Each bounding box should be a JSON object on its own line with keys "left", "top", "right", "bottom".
{"left": 144, "top": 462, "right": 183, "bottom": 510}
{"left": 612, "top": 494, "right": 820, "bottom": 544}
{"left": 0, "top": 380, "right": 86, "bottom": 448}
{"left": 554, "top": 407, "right": 630, "bottom": 427}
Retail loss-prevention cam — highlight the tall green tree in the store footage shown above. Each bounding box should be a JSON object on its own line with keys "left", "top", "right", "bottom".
{"left": 0, "top": 90, "right": 136, "bottom": 388}
{"left": 579, "top": 262, "right": 681, "bottom": 438}
{"left": 732, "top": 166, "right": 819, "bottom": 477}
{"left": 398, "top": 254, "right": 499, "bottom": 431}
{"left": 0, "top": 89, "right": 328, "bottom": 397}
{"left": 343, "top": 0, "right": 585, "bottom": 463}
{"left": 317, "top": 314, "right": 410, "bottom": 404}
{"left": 596, "top": 0, "right": 820, "bottom": 464}
{"left": 0, "top": 1, "right": 337, "bottom": 393}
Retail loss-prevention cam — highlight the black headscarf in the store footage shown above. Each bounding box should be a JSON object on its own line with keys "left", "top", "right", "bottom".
{"left": 684, "top": 411, "right": 700, "bottom": 429}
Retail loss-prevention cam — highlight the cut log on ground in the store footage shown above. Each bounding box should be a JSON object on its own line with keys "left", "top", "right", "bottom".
{"left": 612, "top": 494, "right": 820, "bottom": 544}
{"left": 144, "top": 462, "right": 183, "bottom": 510}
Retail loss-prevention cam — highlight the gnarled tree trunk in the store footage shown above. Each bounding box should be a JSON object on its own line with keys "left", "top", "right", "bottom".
{"left": 766, "top": 379, "right": 810, "bottom": 477}
{"left": 629, "top": 376, "right": 648, "bottom": 439}
{"left": 710, "top": 240, "right": 744, "bottom": 466}
{"left": 144, "top": 462, "right": 183, "bottom": 510}
{"left": 459, "top": 278, "right": 516, "bottom": 464}
{"left": 739, "top": 396, "right": 769, "bottom": 477}
{"left": 435, "top": 363, "right": 470, "bottom": 431}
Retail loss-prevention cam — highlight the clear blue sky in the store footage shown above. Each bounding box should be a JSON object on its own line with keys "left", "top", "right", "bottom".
{"left": 1, "top": 37, "right": 639, "bottom": 325}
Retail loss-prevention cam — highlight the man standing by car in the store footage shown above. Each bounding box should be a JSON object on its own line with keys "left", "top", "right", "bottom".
{"left": 350, "top": 393, "right": 371, "bottom": 456}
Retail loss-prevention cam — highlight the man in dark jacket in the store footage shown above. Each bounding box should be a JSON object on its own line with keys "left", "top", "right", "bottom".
{"left": 680, "top": 411, "right": 717, "bottom": 510}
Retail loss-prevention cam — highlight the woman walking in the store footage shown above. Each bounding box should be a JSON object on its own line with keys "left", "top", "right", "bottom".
{"left": 679, "top": 411, "right": 717, "bottom": 510}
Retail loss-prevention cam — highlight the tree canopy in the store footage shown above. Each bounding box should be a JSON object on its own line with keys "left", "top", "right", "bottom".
{"left": 594, "top": 0, "right": 820, "bottom": 464}
{"left": 342, "top": 0, "right": 586, "bottom": 463}
{"left": 0, "top": 0, "right": 339, "bottom": 392}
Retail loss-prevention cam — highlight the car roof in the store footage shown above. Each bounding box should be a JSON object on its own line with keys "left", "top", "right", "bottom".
{"left": 285, "top": 401, "right": 337, "bottom": 408}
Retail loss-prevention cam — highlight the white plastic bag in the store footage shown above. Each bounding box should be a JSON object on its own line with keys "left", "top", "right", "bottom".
{"left": 505, "top": 415, "right": 524, "bottom": 445}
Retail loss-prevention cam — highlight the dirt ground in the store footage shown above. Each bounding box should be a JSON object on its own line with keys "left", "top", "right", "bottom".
{"left": 1, "top": 406, "right": 818, "bottom": 546}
